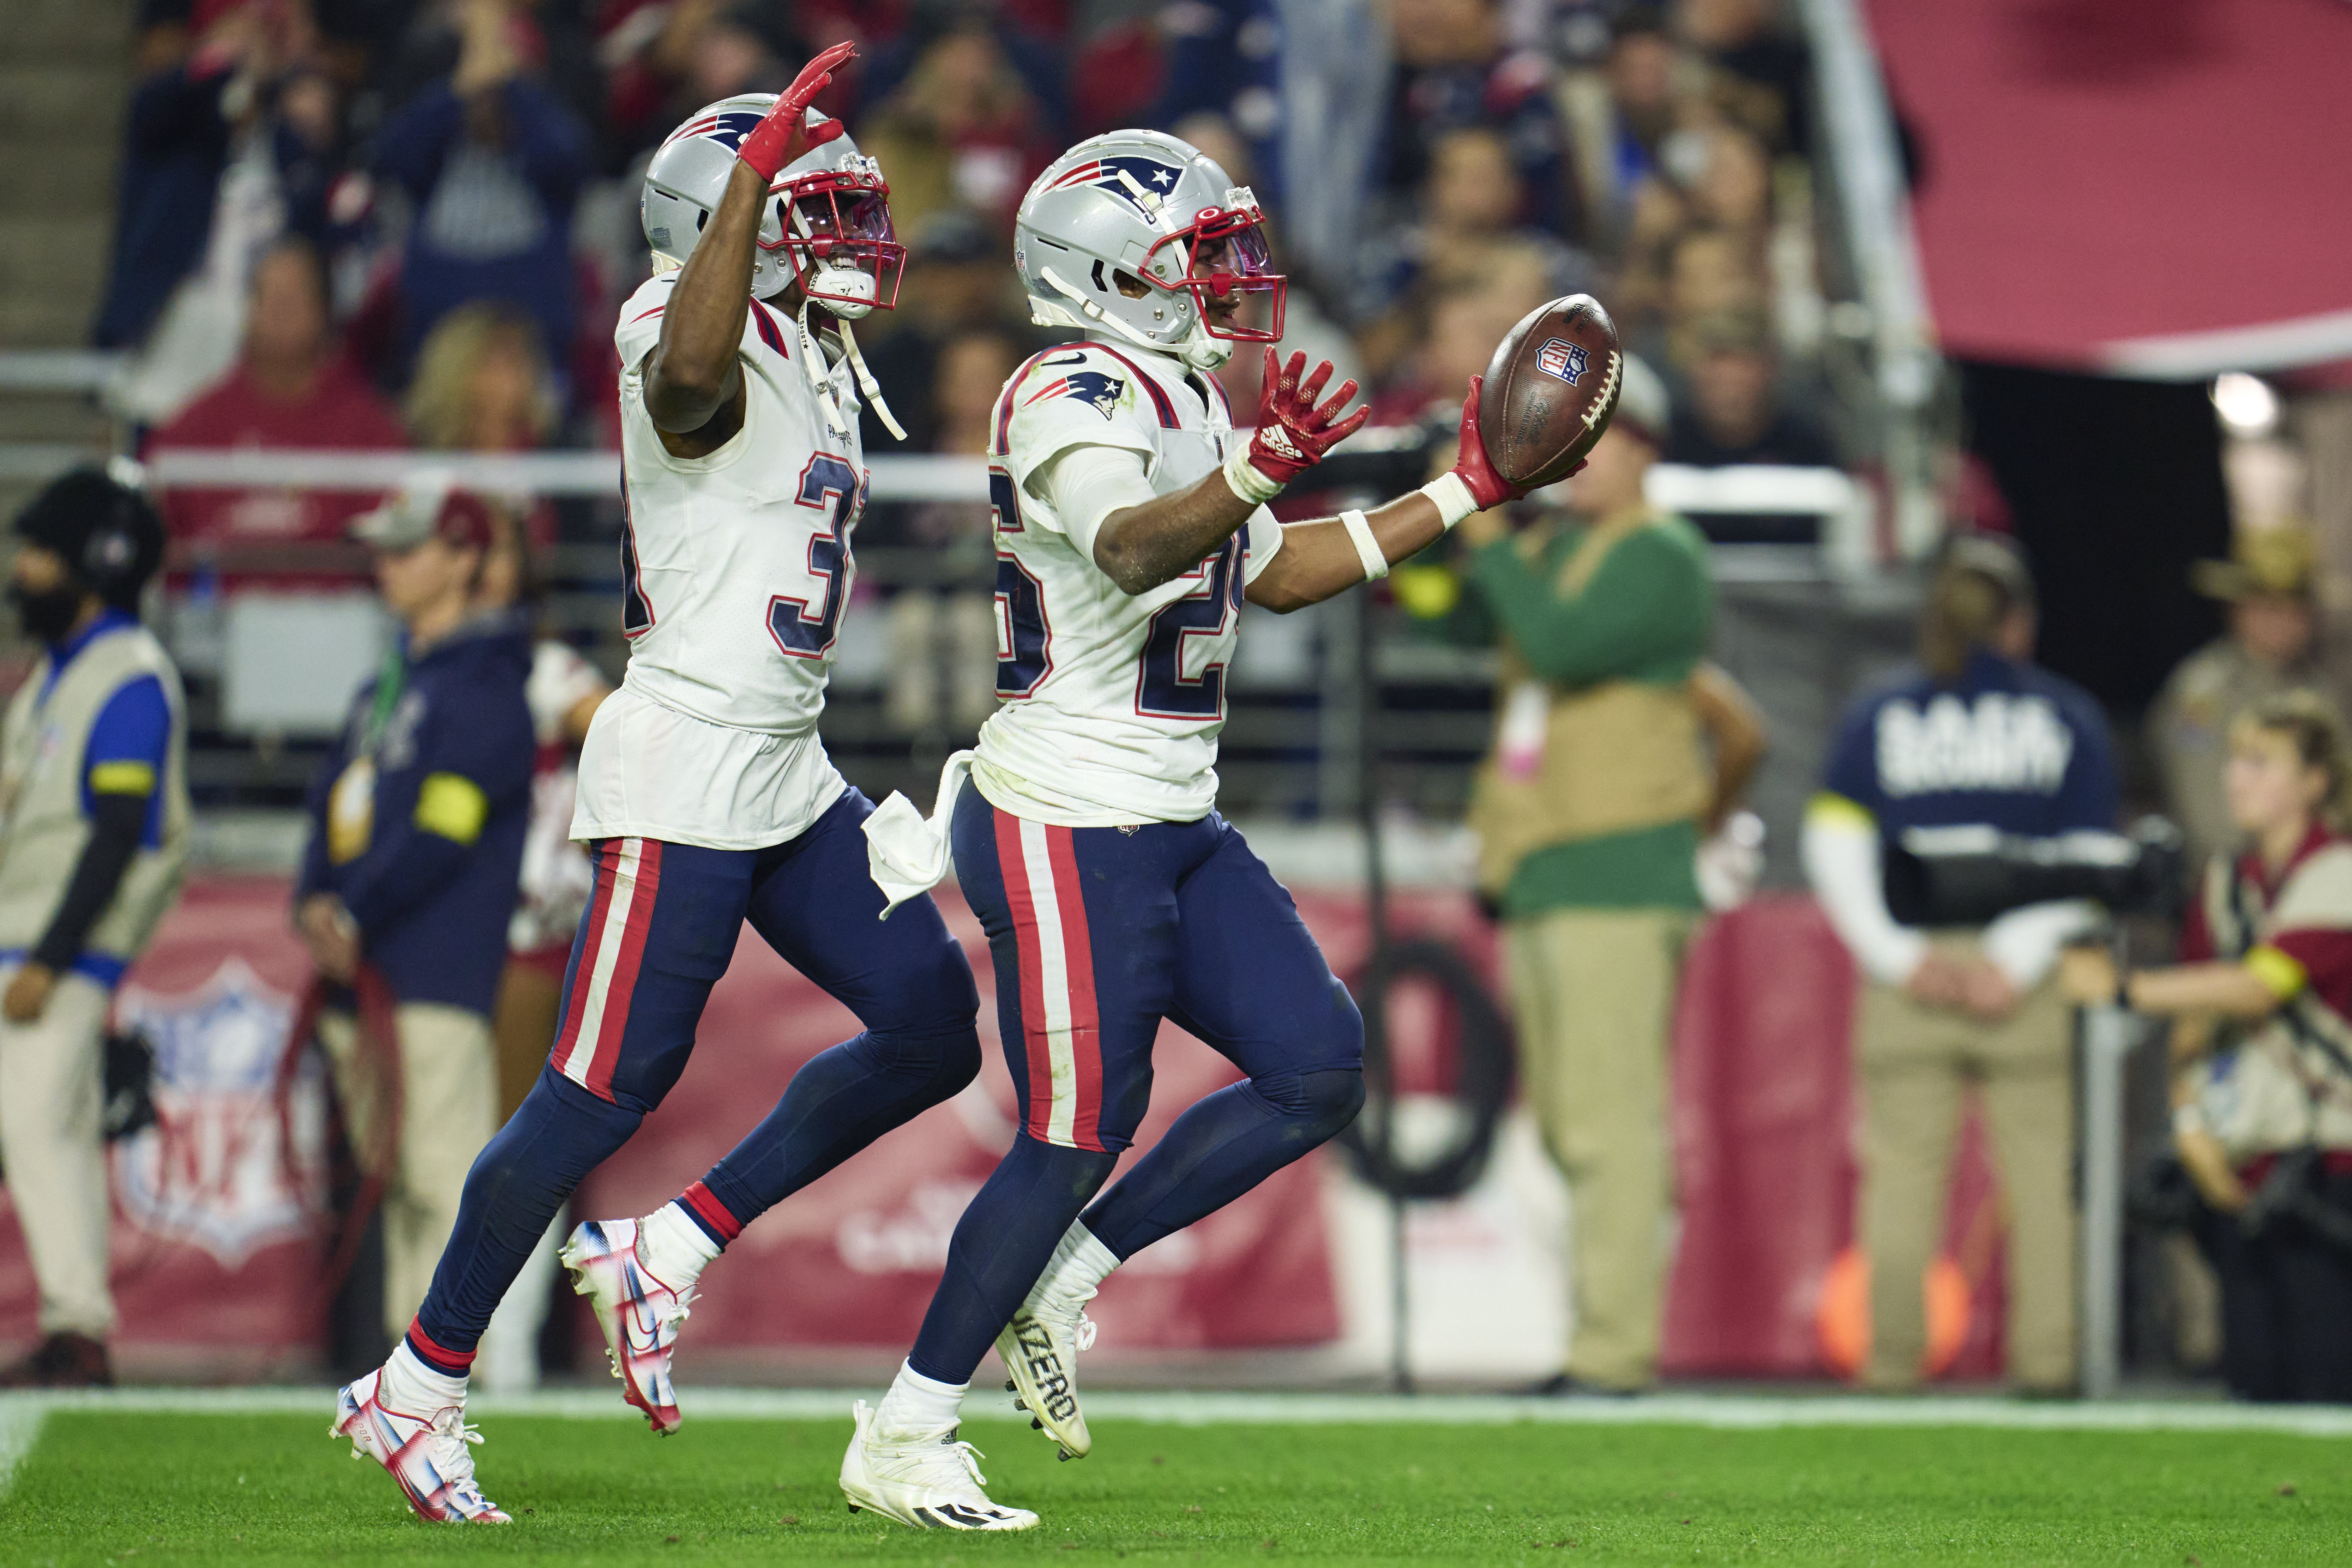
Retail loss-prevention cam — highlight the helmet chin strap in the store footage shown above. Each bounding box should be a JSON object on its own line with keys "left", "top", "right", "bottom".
{"left": 1037, "top": 266, "right": 1232, "bottom": 370}
{"left": 792, "top": 287, "right": 907, "bottom": 443}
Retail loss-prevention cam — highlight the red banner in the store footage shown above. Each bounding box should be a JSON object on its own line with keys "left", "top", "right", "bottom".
{"left": 0, "top": 878, "right": 2008, "bottom": 1382}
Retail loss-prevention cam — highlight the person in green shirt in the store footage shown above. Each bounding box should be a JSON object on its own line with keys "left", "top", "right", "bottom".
{"left": 1405, "top": 355, "right": 1747, "bottom": 1392}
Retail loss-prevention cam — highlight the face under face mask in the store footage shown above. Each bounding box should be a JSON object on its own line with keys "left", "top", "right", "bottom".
{"left": 8, "top": 580, "right": 84, "bottom": 644}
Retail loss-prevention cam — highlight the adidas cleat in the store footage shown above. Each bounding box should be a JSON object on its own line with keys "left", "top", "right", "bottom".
{"left": 838, "top": 1399, "right": 1038, "bottom": 1531}
{"left": 331, "top": 1369, "right": 509, "bottom": 1524}
{"left": 561, "top": 1217, "right": 693, "bottom": 1434}
{"left": 997, "top": 1299, "right": 1096, "bottom": 1459}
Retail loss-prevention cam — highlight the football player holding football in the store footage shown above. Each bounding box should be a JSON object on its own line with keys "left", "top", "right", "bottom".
{"left": 332, "top": 44, "right": 991, "bottom": 1523}
{"left": 840, "top": 128, "right": 1536, "bottom": 1531}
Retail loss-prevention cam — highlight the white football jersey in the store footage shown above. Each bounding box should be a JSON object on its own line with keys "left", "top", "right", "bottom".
{"left": 974, "top": 338, "right": 1282, "bottom": 827}
{"left": 610, "top": 272, "right": 866, "bottom": 733}
{"left": 572, "top": 273, "right": 860, "bottom": 849}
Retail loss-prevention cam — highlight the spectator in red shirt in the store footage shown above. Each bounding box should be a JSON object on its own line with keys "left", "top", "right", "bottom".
{"left": 147, "top": 237, "right": 406, "bottom": 587}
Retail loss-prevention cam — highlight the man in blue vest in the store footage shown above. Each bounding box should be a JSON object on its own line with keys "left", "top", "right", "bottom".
{"left": 0, "top": 467, "right": 188, "bottom": 1387}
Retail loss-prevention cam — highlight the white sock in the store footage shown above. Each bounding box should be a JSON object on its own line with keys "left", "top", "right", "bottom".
{"left": 640, "top": 1201, "right": 721, "bottom": 1285}
{"left": 874, "top": 1359, "right": 967, "bottom": 1437}
{"left": 1031, "top": 1218, "right": 1121, "bottom": 1308}
{"left": 382, "top": 1340, "right": 467, "bottom": 1415}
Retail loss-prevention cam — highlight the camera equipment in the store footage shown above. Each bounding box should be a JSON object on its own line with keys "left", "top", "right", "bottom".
{"left": 1882, "top": 815, "right": 2185, "bottom": 927}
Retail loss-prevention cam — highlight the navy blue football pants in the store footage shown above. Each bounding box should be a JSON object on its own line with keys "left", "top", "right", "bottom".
{"left": 409, "top": 787, "right": 981, "bottom": 1364}
{"left": 905, "top": 785, "right": 1365, "bottom": 1385}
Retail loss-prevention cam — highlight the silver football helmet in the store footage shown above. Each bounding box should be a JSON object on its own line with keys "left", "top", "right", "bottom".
{"left": 1015, "top": 129, "right": 1286, "bottom": 372}
{"left": 642, "top": 95, "right": 904, "bottom": 314}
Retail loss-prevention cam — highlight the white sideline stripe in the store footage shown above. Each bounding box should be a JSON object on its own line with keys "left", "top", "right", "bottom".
{"left": 7, "top": 1387, "right": 2352, "bottom": 1437}
{"left": 1017, "top": 818, "right": 1080, "bottom": 1146}
{"left": 0, "top": 1401, "right": 45, "bottom": 1502}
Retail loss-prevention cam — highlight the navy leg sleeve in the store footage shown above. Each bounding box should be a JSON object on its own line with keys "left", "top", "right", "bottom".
{"left": 1080, "top": 821, "right": 1365, "bottom": 1259}
{"left": 696, "top": 789, "right": 983, "bottom": 1231}
{"left": 906, "top": 1133, "right": 1118, "bottom": 1386}
{"left": 412, "top": 1066, "right": 645, "bottom": 1355}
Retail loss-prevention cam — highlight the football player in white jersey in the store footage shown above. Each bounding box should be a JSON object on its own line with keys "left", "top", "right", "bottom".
{"left": 333, "top": 45, "right": 994, "bottom": 1524}
{"left": 840, "top": 129, "right": 1539, "bottom": 1530}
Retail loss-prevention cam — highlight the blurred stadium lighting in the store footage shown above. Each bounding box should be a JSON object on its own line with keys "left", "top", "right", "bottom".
{"left": 2210, "top": 372, "right": 2281, "bottom": 436}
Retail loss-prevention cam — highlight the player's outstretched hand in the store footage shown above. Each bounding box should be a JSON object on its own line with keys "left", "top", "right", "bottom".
{"left": 1243, "top": 348, "right": 1370, "bottom": 489}
{"left": 1449, "top": 375, "right": 1578, "bottom": 511}
{"left": 738, "top": 41, "right": 855, "bottom": 181}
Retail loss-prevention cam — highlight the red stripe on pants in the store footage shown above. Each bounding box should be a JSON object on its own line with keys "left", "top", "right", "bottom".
{"left": 551, "top": 842, "right": 619, "bottom": 1079}
{"left": 583, "top": 839, "right": 664, "bottom": 1101}
{"left": 995, "top": 807, "right": 1057, "bottom": 1141}
{"left": 1043, "top": 824, "right": 1104, "bottom": 1151}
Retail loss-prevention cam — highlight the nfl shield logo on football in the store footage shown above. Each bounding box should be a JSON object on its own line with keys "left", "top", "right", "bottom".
{"left": 1535, "top": 338, "right": 1588, "bottom": 385}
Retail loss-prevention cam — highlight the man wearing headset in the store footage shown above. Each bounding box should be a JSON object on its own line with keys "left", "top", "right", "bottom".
{"left": 0, "top": 466, "right": 188, "bottom": 1388}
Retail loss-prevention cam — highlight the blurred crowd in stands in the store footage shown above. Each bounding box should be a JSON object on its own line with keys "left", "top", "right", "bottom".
{"left": 100, "top": 0, "right": 1840, "bottom": 710}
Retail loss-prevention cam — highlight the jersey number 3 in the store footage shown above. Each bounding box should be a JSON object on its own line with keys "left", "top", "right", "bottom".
{"left": 770, "top": 454, "right": 862, "bottom": 660}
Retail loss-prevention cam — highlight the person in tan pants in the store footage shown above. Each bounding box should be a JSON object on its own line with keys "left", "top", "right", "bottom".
{"left": 1853, "top": 957, "right": 2077, "bottom": 1389}
{"left": 1419, "top": 360, "right": 1761, "bottom": 1391}
{"left": 1805, "top": 536, "right": 2117, "bottom": 1393}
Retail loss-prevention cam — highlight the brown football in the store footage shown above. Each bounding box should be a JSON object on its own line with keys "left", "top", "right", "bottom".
{"left": 1477, "top": 295, "right": 1624, "bottom": 488}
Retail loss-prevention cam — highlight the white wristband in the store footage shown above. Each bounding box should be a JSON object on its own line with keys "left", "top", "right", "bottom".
{"left": 2173, "top": 1102, "right": 2208, "bottom": 1139}
{"left": 1223, "top": 445, "right": 1286, "bottom": 506}
{"left": 1419, "top": 470, "right": 1479, "bottom": 529}
{"left": 1340, "top": 509, "right": 1387, "bottom": 581}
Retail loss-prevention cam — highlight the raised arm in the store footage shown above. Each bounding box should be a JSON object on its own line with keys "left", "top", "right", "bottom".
{"left": 642, "top": 42, "right": 853, "bottom": 442}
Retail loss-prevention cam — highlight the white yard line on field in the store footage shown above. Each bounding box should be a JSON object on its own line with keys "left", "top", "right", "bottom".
{"left": 0, "top": 1400, "right": 47, "bottom": 1503}
{"left": 8, "top": 1385, "right": 2352, "bottom": 1437}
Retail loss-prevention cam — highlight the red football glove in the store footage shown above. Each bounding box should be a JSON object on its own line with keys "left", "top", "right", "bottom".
{"left": 1244, "top": 349, "right": 1370, "bottom": 488}
{"left": 1448, "top": 375, "right": 1583, "bottom": 510}
{"left": 737, "top": 41, "right": 855, "bottom": 182}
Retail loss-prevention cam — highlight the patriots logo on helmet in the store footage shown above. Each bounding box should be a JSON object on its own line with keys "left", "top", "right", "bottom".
{"left": 665, "top": 109, "right": 768, "bottom": 152}
{"left": 1025, "top": 370, "right": 1126, "bottom": 419}
{"left": 1535, "top": 338, "right": 1589, "bottom": 386}
{"left": 1045, "top": 156, "right": 1185, "bottom": 214}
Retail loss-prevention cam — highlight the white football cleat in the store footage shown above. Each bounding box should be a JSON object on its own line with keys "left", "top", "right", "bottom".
{"left": 998, "top": 1299, "right": 1097, "bottom": 1459}
{"left": 331, "top": 1368, "right": 510, "bottom": 1524}
{"left": 561, "top": 1216, "right": 692, "bottom": 1434}
{"left": 838, "top": 1399, "right": 1038, "bottom": 1531}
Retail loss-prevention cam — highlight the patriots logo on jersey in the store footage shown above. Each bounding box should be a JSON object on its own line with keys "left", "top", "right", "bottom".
{"left": 1535, "top": 337, "right": 1588, "bottom": 385}
{"left": 1025, "top": 370, "right": 1126, "bottom": 420}
{"left": 1045, "top": 156, "right": 1184, "bottom": 214}
{"left": 663, "top": 109, "right": 766, "bottom": 152}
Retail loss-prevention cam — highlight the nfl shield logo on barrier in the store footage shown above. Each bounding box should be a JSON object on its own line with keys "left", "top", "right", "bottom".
{"left": 1535, "top": 338, "right": 1588, "bottom": 385}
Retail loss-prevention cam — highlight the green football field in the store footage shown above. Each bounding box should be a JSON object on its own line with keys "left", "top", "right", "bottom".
{"left": 4, "top": 1390, "right": 2349, "bottom": 1565}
